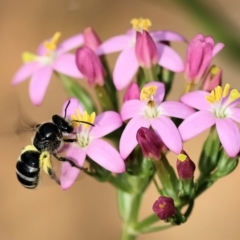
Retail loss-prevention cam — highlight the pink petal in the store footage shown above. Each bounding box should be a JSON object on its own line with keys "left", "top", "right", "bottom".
{"left": 57, "top": 33, "right": 84, "bottom": 55}
{"left": 121, "top": 100, "right": 143, "bottom": 121}
{"left": 37, "top": 43, "right": 46, "bottom": 56}
{"left": 53, "top": 53, "right": 83, "bottom": 78}
{"left": 216, "top": 118, "right": 240, "bottom": 157}
{"left": 12, "top": 62, "right": 40, "bottom": 85}
{"left": 123, "top": 82, "right": 140, "bottom": 102}
{"left": 120, "top": 116, "right": 150, "bottom": 159}
{"left": 212, "top": 43, "right": 225, "bottom": 57}
{"left": 90, "top": 111, "right": 122, "bottom": 138}
{"left": 29, "top": 66, "right": 53, "bottom": 105}
{"left": 150, "top": 30, "right": 186, "bottom": 42}
{"left": 62, "top": 98, "right": 83, "bottom": 117}
{"left": 113, "top": 48, "right": 139, "bottom": 90}
{"left": 96, "top": 35, "right": 131, "bottom": 55}
{"left": 160, "top": 101, "right": 195, "bottom": 119}
{"left": 156, "top": 43, "right": 184, "bottom": 72}
{"left": 143, "top": 81, "right": 165, "bottom": 103}
{"left": 151, "top": 116, "right": 182, "bottom": 154}
{"left": 87, "top": 139, "right": 125, "bottom": 173}
{"left": 60, "top": 146, "right": 86, "bottom": 190}
{"left": 179, "top": 110, "right": 216, "bottom": 141}
{"left": 180, "top": 91, "right": 211, "bottom": 111}
{"left": 229, "top": 108, "right": 240, "bottom": 123}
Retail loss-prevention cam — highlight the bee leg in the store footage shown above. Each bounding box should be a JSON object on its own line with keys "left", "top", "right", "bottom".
{"left": 63, "top": 138, "right": 77, "bottom": 143}
{"left": 52, "top": 153, "right": 88, "bottom": 172}
{"left": 47, "top": 167, "right": 60, "bottom": 185}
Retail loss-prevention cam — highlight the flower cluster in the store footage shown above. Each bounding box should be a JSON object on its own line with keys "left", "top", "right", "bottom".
{"left": 12, "top": 17, "right": 239, "bottom": 239}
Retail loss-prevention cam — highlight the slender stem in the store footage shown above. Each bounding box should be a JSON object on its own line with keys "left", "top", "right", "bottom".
{"left": 118, "top": 190, "right": 142, "bottom": 240}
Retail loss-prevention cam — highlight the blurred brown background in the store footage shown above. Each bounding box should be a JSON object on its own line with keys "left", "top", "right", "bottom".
{"left": 1, "top": 0, "right": 240, "bottom": 239}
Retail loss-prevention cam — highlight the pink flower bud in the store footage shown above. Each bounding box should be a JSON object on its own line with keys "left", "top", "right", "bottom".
{"left": 202, "top": 65, "right": 222, "bottom": 92}
{"left": 83, "top": 27, "right": 102, "bottom": 51}
{"left": 185, "top": 34, "right": 224, "bottom": 83}
{"left": 135, "top": 30, "right": 159, "bottom": 68}
{"left": 123, "top": 82, "right": 140, "bottom": 102}
{"left": 136, "top": 127, "right": 164, "bottom": 160}
{"left": 152, "top": 196, "right": 176, "bottom": 220}
{"left": 176, "top": 150, "right": 196, "bottom": 179}
{"left": 76, "top": 46, "right": 105, "bottom": 86}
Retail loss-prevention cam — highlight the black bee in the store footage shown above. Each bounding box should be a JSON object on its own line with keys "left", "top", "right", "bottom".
{"left": 16, "top": 100, "right": 93, "bottom": 189}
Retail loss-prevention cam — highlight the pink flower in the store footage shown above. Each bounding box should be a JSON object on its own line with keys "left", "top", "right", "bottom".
{"left": 83, "top": 27, "right": 102, "bottom": 51}
{"left": 12, "top": 32, "right": 84, "bottom": 105}
{"left": 60, "top": 98, "right": 125, "bottom": 189}
{"left": 76, "top": 46, "right": 105, "bottom": 86}
{"left": 119, "top": 82, "right": 195, "bottom": 159}
{"left": 97, "top": 28, "right": 185, "bottom": 90}
{"left": 185, "top": 34, "right": 224, "bottom": 83}
{"left": 135, "top": 30, "right": 159, "bottom": 68}
{"left": 123, "top": 82, "right": 140, "bottom": 102}
{"left": 202, "top": 65, "right": 222, "bottom": 92}
{"left": 179, "top": 84, "right": 240, "bottom": 157}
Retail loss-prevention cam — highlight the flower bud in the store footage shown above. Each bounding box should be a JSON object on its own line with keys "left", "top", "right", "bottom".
{"left": 152, "top": 196, "right": 176, "bottom": 220}
{"left": 185, "top": 34, "right": 224, "bottom": 83}
{"left": 123, "top": 82, "right": 140, "bottom": 102}
{"left": 202, "top": 65, "right": 222, "bottom": 92}
{"left": 76, "top": 46, "right": 105, "bottom": 86}
{"left": 135, "top": 30, "right": 159, "bottom": 68}
{"left": 136, "top": 127, "right": 164, "bottom": 160}
{"left": 83, "top": 27, "right": 102, "bottom": 51}
{"left": 177, "top": 150, "right": 196, "bottom": 179}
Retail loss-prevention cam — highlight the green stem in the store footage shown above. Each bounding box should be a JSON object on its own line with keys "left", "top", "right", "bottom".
{"left": 118, "top": 190, "right": 142, "bottom": 240}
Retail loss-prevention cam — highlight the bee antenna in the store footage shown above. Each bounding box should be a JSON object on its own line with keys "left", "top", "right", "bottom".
{"left": 71, "top": 120, "right": 95, "bottom": 127}
{"left": 64, "top": 100, "right": 71, "bottom": 119}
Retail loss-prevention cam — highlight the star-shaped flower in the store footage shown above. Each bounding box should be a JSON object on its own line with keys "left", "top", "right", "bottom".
{"left": 12, "top": 32, "right": 84, "bottom": 105}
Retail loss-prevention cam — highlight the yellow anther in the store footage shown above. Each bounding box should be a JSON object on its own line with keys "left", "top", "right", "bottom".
{"left": 229, "top": 89, "right": 240, "bottom": 102}
{"left": 140, "top": 85, "right": 157, "bottom": 101}
{"left": 223, "top": 83, "right": 230, "bottom": 97}
{"left": 44, "top": 32, "right": 61, "bottom": 53}
{"left": 215, "top": 86, "right": 222, "bottom": 102}
{"left": 130, "top": 18, "right": 152, "bottom": 31}
{"left": 71, "top": 109, "right": 95, "bottom": 129}
{"left": 210, "top": 66, "right": 220, "bottom": 76}
{"left": 22, "top": 51, "right": 37, "bottom": 63}
{"left": 178, "top": 153, "right": 187, "bottom": 162}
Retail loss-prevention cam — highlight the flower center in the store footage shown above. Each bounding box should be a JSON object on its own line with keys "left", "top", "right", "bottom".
{"left": 71, "top": 109, "right": 96, "bottom": 148}
{"left": 205, "top": 83, "right": 240, "bottom": 118}
{"left": 140, "top": 85, "right": 161, "bottom": 119}
{"left": 130, "top": 18, "right": 152, "bottom": 32}
{"left": 159, "top": 203, "right": 165, "bottom": 209}
{"left": 22, "top": 32, "right": 61, "bottom": 65}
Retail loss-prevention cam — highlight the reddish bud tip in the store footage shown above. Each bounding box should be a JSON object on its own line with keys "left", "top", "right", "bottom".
{"left": 136, "top": 127, "right": 164, "bottom": 160}
{"left": 177, "top": 150, "right": 196, "bottom": 179}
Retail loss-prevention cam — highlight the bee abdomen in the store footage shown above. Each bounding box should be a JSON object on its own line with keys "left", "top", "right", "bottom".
{"left": 16, "top": 151, "right": 40, "bottom": 189}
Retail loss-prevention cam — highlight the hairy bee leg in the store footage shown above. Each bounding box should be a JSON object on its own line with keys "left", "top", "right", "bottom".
{"left": 47, "top": 167, "right": 60, "bottom": 185}
{"left": 52, "top": 153, "right": 88, "bottom": 172}
{"left": 63, "top": 138, "right": 77, "bottom": 143}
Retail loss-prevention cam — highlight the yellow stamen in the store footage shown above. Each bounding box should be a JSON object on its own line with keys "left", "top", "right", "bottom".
{"left": 22, "top": 51, "right": 37, "bottom": 63}
{"left": 223, "top": 83, "right": 230, "bottom": 97}
{"left": 229, "top": 89, "right": 240, "bottom": 102}
{"left": 44, "top": 32, "right": 61, "bottom": 54}
{"left": 140, "top": 85, "right": 157, "bottom": 101}
{"left": 130, "top": 18, "right": 152, "bottom": 31}
{"left": 178, "top": 153, "right": 187, "bottom": 162}
{"left": 71, "top": 109, "right": 95, "bottom": 129}
{"left": 210, "top": 66, "right": 220, "bottom": 77}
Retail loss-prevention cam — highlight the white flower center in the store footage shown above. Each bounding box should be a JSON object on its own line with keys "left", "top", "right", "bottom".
{"left": 76, "top": 130, "right": 92, "bottom": 148}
